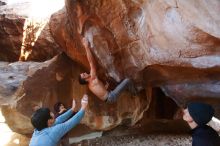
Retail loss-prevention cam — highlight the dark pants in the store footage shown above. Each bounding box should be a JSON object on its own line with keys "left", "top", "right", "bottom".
{"left": 106, "top": 78, "right": 133, "bottom": 103}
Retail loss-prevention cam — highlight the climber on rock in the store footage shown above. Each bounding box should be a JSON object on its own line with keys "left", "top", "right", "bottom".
{"left": 78, "top": 38, "right": 136, "bottom": 103}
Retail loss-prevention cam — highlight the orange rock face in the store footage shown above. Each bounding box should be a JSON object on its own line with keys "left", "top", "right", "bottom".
{"left": 0, "top": 0, "right": 61, "bottom": 61}
{"left": 1, "top": 0, "right": 220, "bottom": 135}
{"left": 50, "top": 0, "right": 220, "bottom": 110}
{"left": 1, "top": 54, "right": 150, "bottom": 134}
{"left": 51, "top": 0, "right": 220, "bottom": 79}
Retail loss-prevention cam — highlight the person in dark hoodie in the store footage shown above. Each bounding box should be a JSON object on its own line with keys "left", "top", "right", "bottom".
{"left": 53, "top": 102, "right": 77, "bottom": 146}
{"left": 183, "top": 102, "right": 220, "bottom": 146}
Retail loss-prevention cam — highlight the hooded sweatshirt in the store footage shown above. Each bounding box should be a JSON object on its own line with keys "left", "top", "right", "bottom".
{"left": 192, "top": 125, "right": 220, "bottom": 146}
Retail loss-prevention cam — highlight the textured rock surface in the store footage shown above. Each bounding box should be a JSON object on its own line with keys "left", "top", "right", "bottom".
{"left": 143, "top": 65, "right": 220, "bottom": 108}
{"left": 0, "top": 60, "right": 52, "bottom": 133}
{"left": 1, "top": 54, "right": 150, "bottom": 134}
{"left": 24, "top": 23, "right": 62, "bottom": 62}
{"left": 0, "top": 14, "right": 24, "bottom": 61}
{"left": 1, "top": 0, "right": 220, "bottom": 136}
{"left": 0, "top": 61, "right": 39, "bottom": 104}
{"left": 0, "top": 0, "right": 61, "bottom": 61}
{"left": 50, "top": 0, "right": 220, "bottom": 115}
{"left": 50, "top": 0, "right": 220, "bottom": 80}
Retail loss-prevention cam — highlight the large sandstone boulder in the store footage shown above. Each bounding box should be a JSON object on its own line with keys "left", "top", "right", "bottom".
{"left": 0, "top": 13, "right": 24, "bottom": 61}
{"left": 50, "top": 0, "right": 220, "bottom": 79}
{"left": 0, "top": 61, "right": 37, "bottom": 104}
{"left": 0, "top": 0, "right": 61, "bottom": 62}
{"left": 1, "top": 0, "right": 220, "bottom": 136}
{"left": 1, "top": 54, "right": 150, "bottom": 134}
{"left": 0, "top": 58, "right": 56, "bottom": 134}
{"left": 50, "top": 0, "right": 220, "bottom": 110}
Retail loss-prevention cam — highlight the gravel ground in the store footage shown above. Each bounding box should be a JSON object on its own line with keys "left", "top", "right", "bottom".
{"left": 72, "top": 134, "right": 192, "bottom": 146}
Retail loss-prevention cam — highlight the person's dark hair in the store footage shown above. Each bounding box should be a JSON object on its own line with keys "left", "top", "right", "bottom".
{"left": 31, "top": 108, "right": 52, "bottom": 131}
{"left": 54, "top": 102, "right": 62, "bottom": 113}
{"left": 78, "top": 75, "right": 88, "bottom": 85}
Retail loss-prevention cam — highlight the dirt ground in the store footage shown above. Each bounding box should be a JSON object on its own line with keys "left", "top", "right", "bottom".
{"left": 71, "top": 123, "right": 192, "bottom": 146}
{"left": 1, "top": 133, "right": 192, "bottom": 146}
{"left": 71, "top": 134, "right": 191, "bottom": 146}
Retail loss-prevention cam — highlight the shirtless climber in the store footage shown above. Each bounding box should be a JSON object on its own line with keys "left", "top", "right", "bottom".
{"left": 78, "top": 38, "right": 136, "bottom": 103}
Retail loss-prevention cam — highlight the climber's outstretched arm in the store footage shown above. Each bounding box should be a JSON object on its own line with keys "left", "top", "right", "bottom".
{"left": 82, "top": 38, "right": 97, "bottom": 79}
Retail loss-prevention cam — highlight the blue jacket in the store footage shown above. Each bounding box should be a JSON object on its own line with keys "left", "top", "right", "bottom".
{"left": 29, "top": 109, "right": 85, "bottom": 146}
{"left": 192, "top": 125, "right": 220, "bottom": 146}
